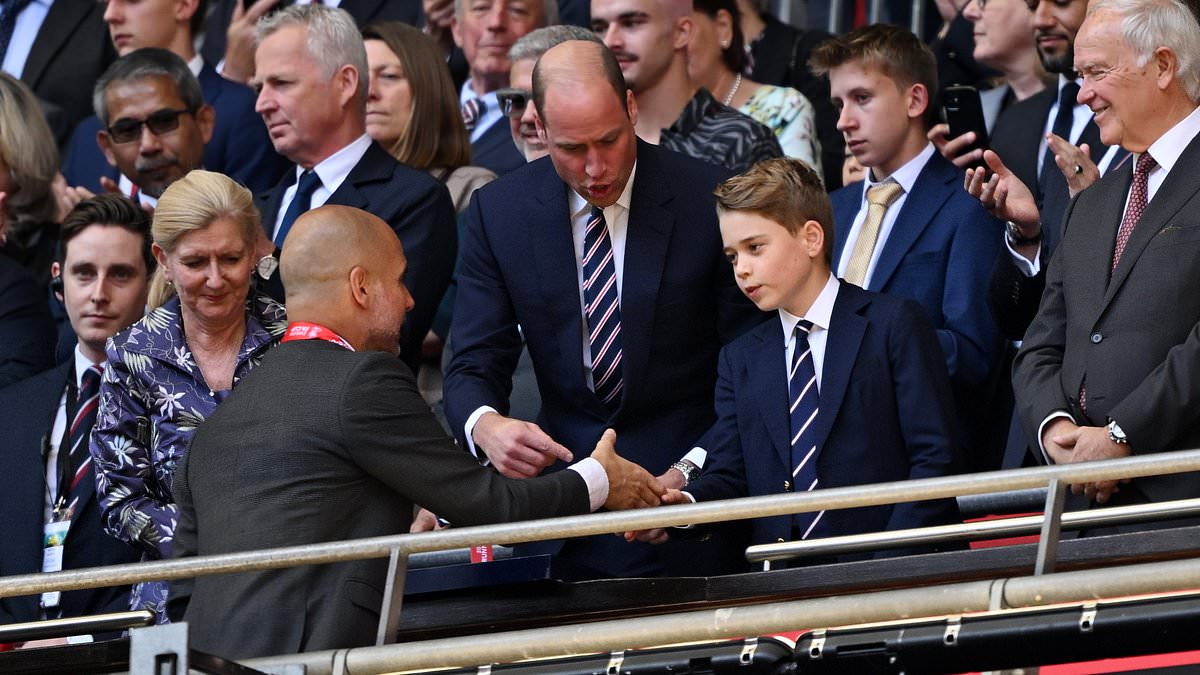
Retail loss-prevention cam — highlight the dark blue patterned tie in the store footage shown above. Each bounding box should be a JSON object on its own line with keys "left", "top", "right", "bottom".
{"left": 274, "top": 170, "right": 322, "bottom": 247}
{"left": 0, "top": 0, "right": 33, "bottom": 61}
{"left": 1039, "top": 82, "right": 1080, "bottom": 197}
{"left": 65, "top": 365, "right": 102, "bottom": 514}
{"left": 582, "top": 206, "right": 623, "bottom": 411}
{"left": 789, "top": 320, "right": 822, "bottom": 539}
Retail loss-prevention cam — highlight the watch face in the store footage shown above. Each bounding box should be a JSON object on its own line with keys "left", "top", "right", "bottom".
{"left": 256, "top": 255, "right": 279, "bottom": 280}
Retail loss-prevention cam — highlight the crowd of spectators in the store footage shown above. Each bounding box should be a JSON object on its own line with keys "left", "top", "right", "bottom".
{"left": 1, "top": 0, "right": 1199, "bottom": 660}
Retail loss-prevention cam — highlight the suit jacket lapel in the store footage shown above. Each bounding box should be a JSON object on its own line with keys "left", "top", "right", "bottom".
{"left": 831, "top": 183, "right": 863, "bottom": 268}
{"left": 328, "top": 142, "right": 392, "bottom": 210}
{"left": 811, "top": 285, "right": 867, "bottom": 453}
{"left": 618, "top": 143, "right": 673, "bottom": 411}
{"left": 257, "top": 171, "right": 295, "bottom": 239}
{"left": 747, "top": 324, "right": 792, "bottom": 468}
{"left": 869, "top": 155, "right": 954, "bottom": 291}
{"left": 1104, "top": 134, "right": 1200, "bottom": 307}
{"left": 1073, "top": 162, "right": 1130, "bottom": 332}
{"left": 21, "top": 0, "right": 88, "bottom": 87}
{"left": 529, "top": 161, "right": 600, "bottom": 414}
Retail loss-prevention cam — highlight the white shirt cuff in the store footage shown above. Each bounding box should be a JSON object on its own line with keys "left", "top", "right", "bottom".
{"left": 567, "top": 457, "right": 608, "bottom": 511}
{"left": 682, "top": 447, "right": 707, "bottom": 469}
{"left": 1037, "top": 411, "right": 1076, "bottom": 463}
{"left": 1004, "top": 231, "right": 1042, "bottom": 277}
{"left": 463, "top": 405, "right": 499, "bottom": 462}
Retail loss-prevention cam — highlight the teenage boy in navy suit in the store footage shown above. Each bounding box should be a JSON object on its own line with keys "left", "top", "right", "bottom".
{"left": 633, "top": 158, "right": 962, "bottom": 556}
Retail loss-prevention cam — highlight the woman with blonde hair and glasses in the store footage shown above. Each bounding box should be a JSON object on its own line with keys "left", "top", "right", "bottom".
{"left": 90, "top": 170, "right": 286, "bottom": 623}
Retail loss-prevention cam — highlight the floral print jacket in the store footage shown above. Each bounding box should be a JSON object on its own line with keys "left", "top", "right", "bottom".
{"left": 89, "top": 293, "right": 287, "bottom": 622}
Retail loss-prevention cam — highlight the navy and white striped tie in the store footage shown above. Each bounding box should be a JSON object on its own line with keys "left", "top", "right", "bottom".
{"left": 582, "top": 206, "right": 623, "bottom": 411}
{"left": 789, "top": 320, "right": 822, "bottom": 539}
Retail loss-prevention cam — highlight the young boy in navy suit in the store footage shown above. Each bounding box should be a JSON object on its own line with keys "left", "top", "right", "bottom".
{"left": 813, "top": 24, "right": 1005, "bottom": 472}
{"left": 639, "top": 158, "right": 962, "bottom": 556}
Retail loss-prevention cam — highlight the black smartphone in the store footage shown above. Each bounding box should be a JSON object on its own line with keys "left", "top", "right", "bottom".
{"left": 943, "top": 85, "right": 990, "bottom": 172}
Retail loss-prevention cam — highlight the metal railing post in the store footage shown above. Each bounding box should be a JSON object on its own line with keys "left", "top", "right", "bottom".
{"left": 129, "top": 623, "right": 189, "bottom": 675}
{"left": 1035, "top": 479, "right": 1068, "bottom": 575}
{"left": 375, "top": 546, "right": 408, "bottom": 647}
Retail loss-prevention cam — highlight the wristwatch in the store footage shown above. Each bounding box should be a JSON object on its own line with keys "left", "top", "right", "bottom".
{"left": 670, "top": 460, "right": 700, "bottom": 487}
{"left": 1006, "top": 220, "right": 1043, "bottom": 247}
{"left": 256, "top": 254, "right": 279, "bottom": 281}
{"left": 1107, "top": 419, "right": 1128, "bottom": 445}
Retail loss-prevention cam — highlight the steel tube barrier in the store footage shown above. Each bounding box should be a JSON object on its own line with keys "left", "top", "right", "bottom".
{"left": 239, "top": 557, "right": 1200, "bottom": 675}
{"left": 0, "top": 610, "right": 154, "bottom": 643}
{"left": 746, "top": 495, "right": 1200, "bottom": 562}
{"left": 4, "top": 449, "right": 1200, "bottom": 602}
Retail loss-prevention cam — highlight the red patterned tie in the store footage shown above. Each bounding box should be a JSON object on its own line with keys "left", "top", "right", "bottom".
{"left": 1081, "top": 152, "right": 1157, "bottom": 415}
{"left": 1111, "top": 152, "right": 1157, "bottom": 272}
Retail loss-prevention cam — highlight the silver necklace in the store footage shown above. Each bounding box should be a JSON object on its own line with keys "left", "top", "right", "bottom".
{"left": 722, "top": 72, "right": 742, "bottom": 106}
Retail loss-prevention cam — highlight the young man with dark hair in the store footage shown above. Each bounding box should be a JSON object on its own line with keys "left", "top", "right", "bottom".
{"left": 812, "top": 24, "right": 1006, "bottom": 471}
{"left": 0, "top": 195, "right": 152, "bottom": 641}
{"left": 633, "top": 158, "right": 962, "bottom": 554}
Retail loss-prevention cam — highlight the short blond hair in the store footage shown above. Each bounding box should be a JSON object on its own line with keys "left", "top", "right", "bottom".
{"left": 713, "top": 158, "right": 834, "bottom": 264}
{"left": 0, "top": 73, "right": 58, "bottom": 230}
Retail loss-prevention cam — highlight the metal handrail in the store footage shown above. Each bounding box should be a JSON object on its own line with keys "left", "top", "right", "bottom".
{"left": 0, "top": 610, "right": 154, "bottom": 643}
{"left": 3, "top": 449, "right": 1200, "bottom": 600}
{"left": 747, "top": 496, "right": 1200, "bottom": 562}
{"left": 242, "top": 556, "right": 1200, "bottom": 674}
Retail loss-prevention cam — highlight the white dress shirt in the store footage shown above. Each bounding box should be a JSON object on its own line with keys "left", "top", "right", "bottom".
{"left": 271, "top": 133, "right": 373, "bottom": 239}
{"left": 43, "top": 348, "right": 105, "bottom": 524}
{"left": 1, "top": 0, "right": 51, "bottom": 79}
{"left": 834, "top": 143, "right": 935, "bottom": 288}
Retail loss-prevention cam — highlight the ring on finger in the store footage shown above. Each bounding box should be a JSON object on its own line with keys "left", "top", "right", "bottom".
{"left": 1074, "top": 164, "right": 1083, "bottom": 175}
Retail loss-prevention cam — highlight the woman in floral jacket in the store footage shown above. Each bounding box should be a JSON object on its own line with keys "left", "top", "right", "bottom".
{"left": 90, "top": 171, "right": 285, "bottom": 622}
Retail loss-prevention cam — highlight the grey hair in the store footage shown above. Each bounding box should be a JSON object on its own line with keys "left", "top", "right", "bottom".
{"left": 92, "top": 48, "right": 205, "bottom": 125}
{"left": 256, "top": 4, "right": 369, "bottom": 103}
{"left": 509, "top": 24, "right": 601, "bottom": 62}
{"left": 454, "top": 0, "right": 559, "bottom": 30}
{"left": 1087, "top": 0, "right": 1200, "bottom": 100}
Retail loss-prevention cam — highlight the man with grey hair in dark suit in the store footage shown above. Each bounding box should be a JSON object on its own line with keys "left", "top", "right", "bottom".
{"left": 170, "top": 205, "right": 664, "bottom": 659}
{"left": 1014, "top": 0, "right": 1200, "bottom": 513}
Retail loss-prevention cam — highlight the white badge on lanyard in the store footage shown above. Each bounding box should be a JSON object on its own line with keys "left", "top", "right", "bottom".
{"left": 40, "top": 518, "right": 70, "bottom": 609}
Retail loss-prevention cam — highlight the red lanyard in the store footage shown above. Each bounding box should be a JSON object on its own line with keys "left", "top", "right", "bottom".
{"left": 281, "top": 322, "right": 355, "bottom": 351}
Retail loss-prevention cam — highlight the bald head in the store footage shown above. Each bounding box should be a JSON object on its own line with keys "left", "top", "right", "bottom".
{"left": 280, "top": 205, "right": 412, "bottom": 352}
{"left": 533, "top": 40, "right": 627, "bottom": 127}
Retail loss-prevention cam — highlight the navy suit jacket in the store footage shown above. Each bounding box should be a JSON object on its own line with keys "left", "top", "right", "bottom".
{"left": 0, "top": 364, "right": 140, "bottom": 624}
{"left": 444, "top": 142, "right": 763, "bottom": 576}
{"left": 21, "top": 1, "right": 116, "bottom": 147}
{"left": 471, "top": 118, "right": 525, "bottom": 176}
{"left": 830, "top": 152, "right": 1004, "bottom": 395}
{"left": 0, "top": 255, "right": 55, "bottom": 389}
{"left": 61, "top": 62, "right": 287, "bottom": 195}
{"left": 256, "top": 141, "right": 457, "bottom": 373}
{"left": 688, "top": 283, "right": 962, "bottom": 549}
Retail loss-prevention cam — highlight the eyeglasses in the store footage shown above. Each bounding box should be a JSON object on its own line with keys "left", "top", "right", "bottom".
{"left": 496, "top": 88, "right": 532, "bottom": 118}
{"left": 106, "top": 108, "right": 194, "bottom": 144}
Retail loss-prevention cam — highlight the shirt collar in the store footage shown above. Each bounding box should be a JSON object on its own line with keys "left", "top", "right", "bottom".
{"left": 569, "top": 161, "right": 638, "bottom": 220}
{"left": 864, "top": 142, "right": 933, "bottom": 195}
{"left": 669, "top": 88, "right": 718, "bottom": 136}
{"left": 1145, "top": 103, "right": 1200, "bottom": 175}
{"left": 73, "top": 345, "right": 105, "bottom": 389}
{"left": 778, "top": 272, "right": 839, "bottom": 342}
{"left": 303, "top": 133, "right": 372, "bottom": 193}
{"left": 460, "top": 80, "right": 500, "bottom": 108}
{"left": 187, "top": 54, "right": 203, "bottom": 78}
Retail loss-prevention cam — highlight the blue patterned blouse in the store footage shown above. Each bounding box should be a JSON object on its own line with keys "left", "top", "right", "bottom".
{"left": 89, "top": 292, "right": 287, "bottom": 622}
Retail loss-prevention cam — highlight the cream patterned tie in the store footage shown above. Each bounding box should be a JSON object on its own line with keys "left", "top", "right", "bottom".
{"left": 844, "top": 181, "right": 905, "bottom": 286}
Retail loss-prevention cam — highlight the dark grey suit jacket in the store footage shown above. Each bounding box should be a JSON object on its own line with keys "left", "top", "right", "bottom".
{"left": 1014, "top": 129, "right": 1200, "bottom": 505}
{"left": 171, "top": 339, "right": 589, "bottom": 659}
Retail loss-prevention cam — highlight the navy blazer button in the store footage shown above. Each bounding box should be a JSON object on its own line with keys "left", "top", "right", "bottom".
{"left": 1091, "top": 332, "right": 1103, "bottom": 344}
{"left": 783, "top": 480, "right": 792, "bottom": 491}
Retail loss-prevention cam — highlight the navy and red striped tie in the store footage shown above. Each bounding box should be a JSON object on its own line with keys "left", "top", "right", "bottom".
{"left": 65, "top": 365, "right": 103, "bottom": 514}
{"left": 582, "top": 206, "right": 623, "bottom": 411}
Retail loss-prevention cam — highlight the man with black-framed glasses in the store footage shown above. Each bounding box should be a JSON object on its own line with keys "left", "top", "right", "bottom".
{"left": 83, "top": 49, "right": 214, "bottom": 211}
